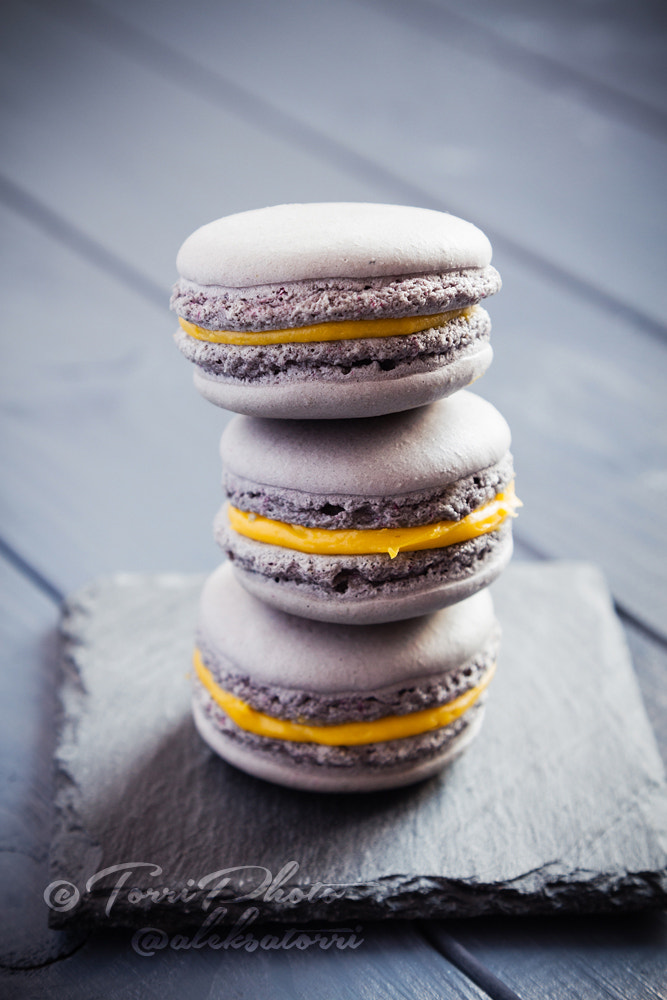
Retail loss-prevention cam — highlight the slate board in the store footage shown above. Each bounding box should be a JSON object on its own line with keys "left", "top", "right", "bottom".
{"left": 48, "top": 562, "right": 667, "bottom": 933}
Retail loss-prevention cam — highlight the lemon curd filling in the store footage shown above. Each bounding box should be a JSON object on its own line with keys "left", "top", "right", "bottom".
{"left": 179, "top": 307, "right": 474, "bottom": 346}
{"left": 228, "top": 483, "right": 520, "bottom": 559}
{"left": 194, "top": 648, "right": 495, "bottom": 746}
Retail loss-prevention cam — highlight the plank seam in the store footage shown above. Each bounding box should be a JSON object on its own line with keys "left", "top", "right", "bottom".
{"left": 419, "top": 921, "right": 524, "bottom": 1000}
{"left": 358, "top": 0, "right": 667, "bottom": 139}
{"left": 615, "top": 604, "right": 667, "bottom": 652}
{"left": 1, "top": 167, "right": 666, "bottom": 642}
{"left": 0, "top": 537, "right": 64, "bottom": 606}
{"left": 32, "top": 0, "right": 667, "bottom": 343}
{"left": 0, "top": 174, "right": 166, "bottom": 309}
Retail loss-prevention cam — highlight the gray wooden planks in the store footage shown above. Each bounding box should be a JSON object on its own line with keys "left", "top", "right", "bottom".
{"left": 474, "top": 250, "right": 667, "bottom": 638}
{"left": 0, "top": 561, "right": 59, "bottom": 863}
{"left": 2, "top": 0, "right": 666, "bottom": 996}
{"left": 0, "top": 205, "right": 229, "bottom": 590}
{"left": 1, "top": 921, "right": 486, "bottom": 999}
{"left": 0, "top": 0, "right": 387, "bottom": 593}
{"left": 91, "top": 0, "right": 667, "bottom": 329}
{"left": 431, "top": 912, "right": 667, "bottom": 1000}
{"left": 1, "top": 0, "right": 381, "bottom": 289}
{"left": 424, "top": 0, "right": 667, "bottom": 124}
{"left": 623, "top": 617, "right": 667, "bottom": 763}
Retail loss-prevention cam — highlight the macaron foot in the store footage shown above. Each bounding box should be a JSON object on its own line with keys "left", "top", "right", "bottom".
{"left": 191, "top": 342, "right": 493, "bottom": 419}
{"left": 192, "top": 695, "right": 485, "bottom": 793}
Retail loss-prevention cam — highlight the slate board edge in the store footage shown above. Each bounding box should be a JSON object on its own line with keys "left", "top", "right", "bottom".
{"left": 47, "top": 867, "right": 667, "bottom": 932}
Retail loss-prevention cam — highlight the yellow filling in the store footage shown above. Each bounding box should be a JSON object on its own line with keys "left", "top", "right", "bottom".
{"left": 228, "top": 482, "right": 520, "bottom": 559}
{"left": 194, "top": 648, "right": 495, "bottom": 746}
{"left": 179, "top": 307, "right": 472, "bottom": 346}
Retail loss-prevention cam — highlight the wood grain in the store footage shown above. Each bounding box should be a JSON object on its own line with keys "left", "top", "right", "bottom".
{"left": 85, "top": 0, "right": 667, "bottom": 328}
{"left": 424, "top": 0, "right": 667, "bottom": 125}
{"left": 1, "top": 920, "right": 486, "bottom": 999}
{"left": 1, "top": 0, "right": 665, "bottom": 996}
{"left": 433, "top": 912, "right": 667, "bottom": 1000}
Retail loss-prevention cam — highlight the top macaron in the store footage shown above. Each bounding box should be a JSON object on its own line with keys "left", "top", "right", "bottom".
{"left": 172, "top": 203, "right": 501, "bottom": 419}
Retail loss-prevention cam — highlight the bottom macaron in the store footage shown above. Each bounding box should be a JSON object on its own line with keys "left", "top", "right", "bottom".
{"left": 192, "top": 696, "right": 486, "bottom": 793}
{"left": 191, "top": 562, "right": 500, "bottom": 792}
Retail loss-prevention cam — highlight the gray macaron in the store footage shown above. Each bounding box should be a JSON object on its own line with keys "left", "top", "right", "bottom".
{"left": 171, "top": 203, "right": 501, "bottom": 419}
{"left": 193, "top": 562, "right": 500, "bottom": 792}
{"left": 215, "top": 391, "right": 518, "bottom": 624}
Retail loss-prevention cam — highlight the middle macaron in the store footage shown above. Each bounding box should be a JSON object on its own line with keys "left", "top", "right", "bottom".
{"left": 215, "top": 391, "right": 520, "bottom": 624}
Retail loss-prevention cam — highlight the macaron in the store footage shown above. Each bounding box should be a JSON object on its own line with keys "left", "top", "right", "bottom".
{"left": 215, "top": 391, "right": 519, "bottom": 624}
{"left": 171, "top": 202, "right": 501, "bottom": 419}
{"left": 192, "top": 561, "right": 500, "bottom": 792}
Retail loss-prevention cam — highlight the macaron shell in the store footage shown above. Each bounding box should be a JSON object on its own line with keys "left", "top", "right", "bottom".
{"left": 194, "top": 344, "right": 493, "bottom": 419}
{"left": 199, "top": 561, "right": 498, "bottom": 691}
{"left": 229, "top": 531, "right": 512, "bottom": 625}
{"left": 192, "top": 694, "right": 485, "bottom": 792}
{"left": 176, "top": 203, "right": 493, "bottom": 288}
{"left": 220, "top": 391, "right": 511, "bottom": 495}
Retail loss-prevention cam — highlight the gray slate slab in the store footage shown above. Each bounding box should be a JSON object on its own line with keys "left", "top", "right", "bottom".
{"left": 49, "top": 562, "right": 667, "bottom": 933}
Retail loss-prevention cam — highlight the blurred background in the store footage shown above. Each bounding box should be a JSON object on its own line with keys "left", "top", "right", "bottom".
{"left": 1, "top": 0, "right": 666, "bottom": 988}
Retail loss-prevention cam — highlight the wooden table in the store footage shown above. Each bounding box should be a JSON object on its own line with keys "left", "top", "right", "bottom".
{"left": 1, "top": 0, "right": 665, "bottom": 995}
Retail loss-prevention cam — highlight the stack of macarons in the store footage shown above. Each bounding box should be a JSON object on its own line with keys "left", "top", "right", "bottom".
{"left": 172, "top": 202, "right": 519, "bottom": 792}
